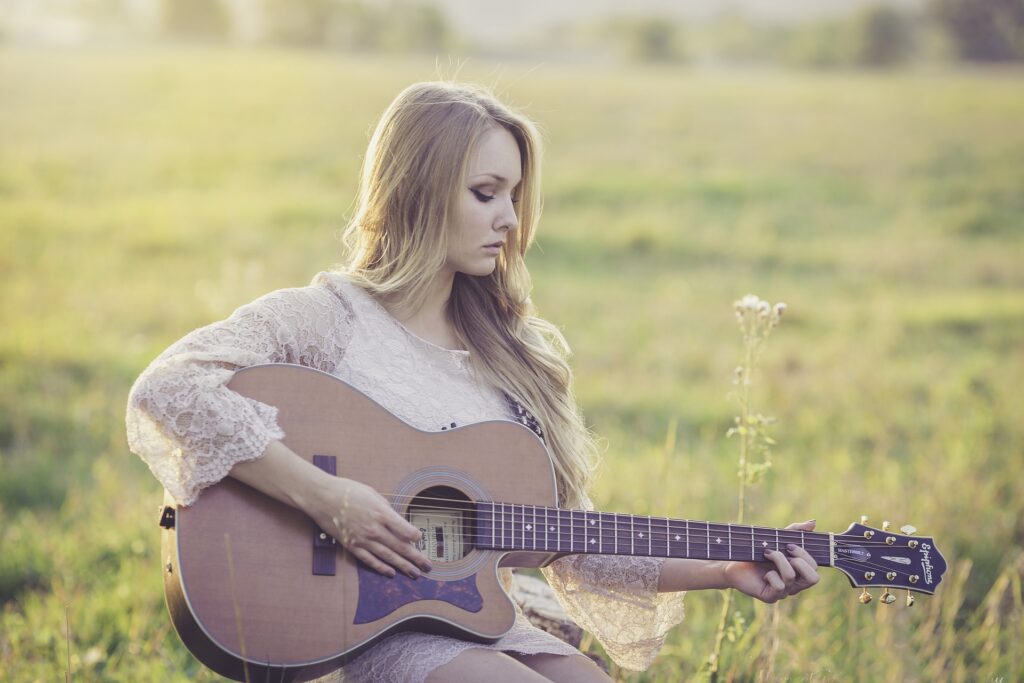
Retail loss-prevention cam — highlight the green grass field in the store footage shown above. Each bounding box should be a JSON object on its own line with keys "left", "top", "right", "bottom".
{"left": 1, "top": 47, "right": 1022, "bottom": 681}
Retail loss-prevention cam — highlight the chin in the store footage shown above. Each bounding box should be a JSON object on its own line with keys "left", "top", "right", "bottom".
{"left": 460, "top": 260, "right": 499, "bottom": 277}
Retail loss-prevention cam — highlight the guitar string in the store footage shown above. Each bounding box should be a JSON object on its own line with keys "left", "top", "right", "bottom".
{"left": 374, "top": 492, "right": 923, "bottom": 546}
{"left": 380, "top": 508, "right": 916, "bottom": 551}
{"left": 340, "top": 505, "right": 920, "bottom": 577}
{"left": 357, "top": 523, "right": 919, "bottom": 580}
{"left": 372, "top": 499, "right": 920, "bottom": 549}
{"left": 359, "top": 511, "right": 917, "bottom": 562}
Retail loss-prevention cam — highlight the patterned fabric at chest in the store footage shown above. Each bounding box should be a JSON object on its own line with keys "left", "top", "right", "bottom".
{"left": 501, "top": 392, "right": 545, "bottom": 442}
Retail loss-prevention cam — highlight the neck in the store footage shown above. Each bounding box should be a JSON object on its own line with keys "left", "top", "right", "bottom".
{"left": 475, "top": 502, "right": 834, "bottom": 567}
{"left": 382, "top": 270, "right": 461, "bottom": 350}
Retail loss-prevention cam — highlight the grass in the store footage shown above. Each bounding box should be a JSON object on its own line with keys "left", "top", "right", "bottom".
{"left": 1, "top": 46, "right": 1021, "bottom": 681}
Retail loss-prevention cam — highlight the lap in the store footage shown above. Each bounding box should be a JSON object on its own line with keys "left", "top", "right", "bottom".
{"left": 425, "top": 648, "right": 612, "bottom": 683}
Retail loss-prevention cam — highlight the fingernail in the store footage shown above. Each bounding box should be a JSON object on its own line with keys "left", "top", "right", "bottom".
{"left": 407, "top": 568, "right": 420, "bottom": 579}
{"left": 787, "top": 543, "right": 798, "bottom": 551}
{"left": 387, "top": 569, "right": 397, "bottom": 578}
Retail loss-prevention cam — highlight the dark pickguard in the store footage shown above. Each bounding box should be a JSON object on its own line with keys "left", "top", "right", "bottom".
{"left": 353, "top": 564, "right": 483, "bottom": 624}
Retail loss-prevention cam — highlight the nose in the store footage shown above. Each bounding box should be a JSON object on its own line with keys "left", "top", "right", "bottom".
{"left": 495, "top": 195, "right": 519, "bottom": 233}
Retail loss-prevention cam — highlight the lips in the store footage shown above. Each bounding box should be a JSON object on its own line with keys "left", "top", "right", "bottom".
{"left": 484, "top": 242, "right": 504, "bottom": 248}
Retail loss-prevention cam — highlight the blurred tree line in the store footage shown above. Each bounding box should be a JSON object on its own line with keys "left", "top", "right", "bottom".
{"left": 1, "top": 0, "right": 1022, "bottom": 67}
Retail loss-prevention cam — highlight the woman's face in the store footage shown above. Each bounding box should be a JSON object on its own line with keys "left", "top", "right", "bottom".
{"left": 445, "top": 125, "right": 522, "bottom": 278}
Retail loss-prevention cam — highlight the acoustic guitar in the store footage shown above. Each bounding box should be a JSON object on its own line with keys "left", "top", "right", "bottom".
{"left": 157, "top": 363, "right": 947, "bottom": 682}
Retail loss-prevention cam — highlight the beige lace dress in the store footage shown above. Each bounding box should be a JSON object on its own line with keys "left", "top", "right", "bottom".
{"left": 126, "top": 271, "right": 686, "bottom": 682}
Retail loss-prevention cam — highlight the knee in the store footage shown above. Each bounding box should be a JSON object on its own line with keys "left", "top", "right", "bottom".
{"left": 519, "top": 653, "right": 612, "bottom": 683}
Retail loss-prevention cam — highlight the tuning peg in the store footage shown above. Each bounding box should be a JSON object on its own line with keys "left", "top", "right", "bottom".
{"left": 859, "top": 588, "right": 872, "bottom": 604}
{"left": 905, "top": 590, "right": 915, "bottom": 607}
{"left": 900, "top": 524, "right": 917, "bottom": 535}
{"left": 880, "top": 589, "right": 896, "bottom": 605}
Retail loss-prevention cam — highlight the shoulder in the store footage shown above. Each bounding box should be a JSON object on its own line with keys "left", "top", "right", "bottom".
{"left": 227, "top": 272, "right": 358, "bottom": 325}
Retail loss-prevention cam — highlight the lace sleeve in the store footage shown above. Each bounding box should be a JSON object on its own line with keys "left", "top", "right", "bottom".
{"left": 540, "top": 499, "right": 686, "bottom": 672}
{"left": 125, "top": 284, "right": 353, "bottom": 506}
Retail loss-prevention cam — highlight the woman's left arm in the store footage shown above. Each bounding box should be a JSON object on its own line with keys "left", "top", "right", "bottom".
{"left": 658, "top": 520, "right": 821, "bottom": 603}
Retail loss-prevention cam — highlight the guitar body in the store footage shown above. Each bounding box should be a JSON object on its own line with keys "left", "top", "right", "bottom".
{"left": 162, "top": 364, "right": 561, "bottom": 682}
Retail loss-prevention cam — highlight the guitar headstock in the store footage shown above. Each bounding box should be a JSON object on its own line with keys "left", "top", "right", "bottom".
{"left": 832, "top": 517, "right": 947, "bottom": 606}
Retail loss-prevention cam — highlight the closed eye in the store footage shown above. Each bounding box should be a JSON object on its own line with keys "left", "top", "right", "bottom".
{"left": 471, "top": 188, "right": 521, "bottom": 204}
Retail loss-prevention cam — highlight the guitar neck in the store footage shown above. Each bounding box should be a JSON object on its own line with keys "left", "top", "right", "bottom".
{"left": 475, "top": 502, "right": 833, "bottom": 566}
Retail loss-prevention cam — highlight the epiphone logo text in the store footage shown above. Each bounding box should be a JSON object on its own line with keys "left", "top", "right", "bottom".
{"left": 921, "top": 543, "right": 934, "bottom": 585}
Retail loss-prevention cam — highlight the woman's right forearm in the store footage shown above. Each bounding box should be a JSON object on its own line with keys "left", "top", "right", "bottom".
{"left": 228, "top": 439, "right": 337, "bottom": 515}
{"left": 229, "top": 439, "right": 433, "bottom": 579}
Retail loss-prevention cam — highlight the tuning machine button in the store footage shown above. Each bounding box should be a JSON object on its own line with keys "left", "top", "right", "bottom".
{"left": 880, "top": 589, "right": 896, "bottom": 605}
{"left": 882, "top": 521, "right": 891, "bottom": 531}
{"left": 859, "top": 588, "right": 872, "bottom": 604}
{"left": 906, "top": 590, "right": 915, "bottom": 607}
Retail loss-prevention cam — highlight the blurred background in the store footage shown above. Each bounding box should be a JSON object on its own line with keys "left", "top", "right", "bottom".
{"left": 1, "top": 0, "right": 1022, "bottom": 680}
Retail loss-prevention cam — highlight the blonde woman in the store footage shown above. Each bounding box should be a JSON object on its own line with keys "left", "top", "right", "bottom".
{"left": 127, "top": 81, "right": 819, "bottom": 682}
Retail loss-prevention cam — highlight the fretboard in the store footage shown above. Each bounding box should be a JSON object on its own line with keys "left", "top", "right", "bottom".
{"left": 474, "top": 502, "right": 832, "bottom": 566}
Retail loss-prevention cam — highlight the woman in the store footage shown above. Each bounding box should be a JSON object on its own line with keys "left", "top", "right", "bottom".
{"left": 127, "top": 81, "right": 819, "bottom": 682}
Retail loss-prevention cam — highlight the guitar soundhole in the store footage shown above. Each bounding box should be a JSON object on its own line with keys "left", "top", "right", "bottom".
{"left": 407, "top": 486, "right": 475, "bottom": 564}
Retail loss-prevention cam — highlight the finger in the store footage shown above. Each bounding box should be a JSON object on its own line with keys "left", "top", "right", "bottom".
{"left": 765, "top": 549, "right": 797, "bottom": 583}
{"left": 385, "top": 512, "right": 424, "bottom": 544}
{"left": 383, "top": 516, "right": 433, "bottom": 571}
{"left": 785, "top": 519, "right": 816, "bottom": 531}
{"left": 386, "top": 533, "right": 434, "bottom": 573}
{"left": 368, "top": 541, "right": 423, "bottom": 579}
{"left": 350, "top": 546, "right": 396, "bottom": 578}
{"left": 764, "top": 570, "right": 786, "bottom": 593}
{"left": 786, "top": 556, "right": 821, "bottom": 588}
{"left": 786, "top": 543, "right": 819, "bottom": 568}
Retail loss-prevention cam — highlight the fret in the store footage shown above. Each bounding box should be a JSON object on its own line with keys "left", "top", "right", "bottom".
{"left": 543, "top": 506, "right": 549, "bottom": 552}
{"left": 520, "top": 504, "right": 525, "bottom": 550}
{"left": 569, "top": 510, "right": 575, "bottom": 553}
{"left": 630, "top": 515, "right": 635, "bottom": 555}
{"left": 775, "top": 528, "right": 780, "bottom": 553}
{"left": 599, "top": 513, "right": 615, "bottom": 555}
{"left": 614, "top": 513, "right": 619, "bottom": 554}
{"left": 531, "top": 505, "right": 537, "bottom": 550}
{"left": 491, "top": 502, "right": 496, "bottom": 549}
{"left": 557, "top": 509, "right": 565, "bottom": 552}
{"left": 732, "top": 524, "right": 754, "bottom": 562}
{"left": 577, "top": 509, "right": 585, "bottom": 552}
{"left": 685, "top": 520, "right": 690, "bottom": 559}
{"left": 728, "top": 523, "right": 732, "bottom": 561}
{"left": 664, "top": 517, "right": 671, "bottom": 559}
{"left": 646, "top": 516, "right": 652, "bottom": 556}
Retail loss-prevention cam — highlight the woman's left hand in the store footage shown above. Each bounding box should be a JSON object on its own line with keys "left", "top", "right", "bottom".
{"left": 722, "top": 520, "right": 820, "bottom": 603}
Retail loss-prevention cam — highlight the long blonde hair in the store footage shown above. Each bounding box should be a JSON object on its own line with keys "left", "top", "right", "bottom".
{"left": 340, "top": 81, "right": 597, "bottom": 508}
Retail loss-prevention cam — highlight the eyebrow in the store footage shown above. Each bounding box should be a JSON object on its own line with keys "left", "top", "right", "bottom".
{"left": 471, "top": 173, "right": 521, "bottom": 185}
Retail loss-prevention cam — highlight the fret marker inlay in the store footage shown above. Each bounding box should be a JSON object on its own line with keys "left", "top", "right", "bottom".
{"left": 674, "top": 535, "right": 681, "bottom": 541}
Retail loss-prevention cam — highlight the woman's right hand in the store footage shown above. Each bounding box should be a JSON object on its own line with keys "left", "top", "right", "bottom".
{"left": 305, "top": 476, "right": 433, "bottom": 579}
{"left": 229, "top": 440, "right": 432, "bottom": 580}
